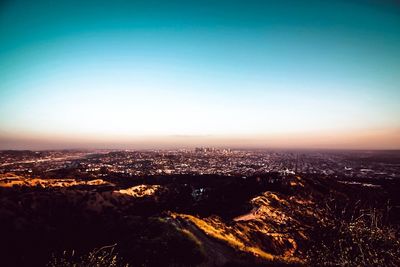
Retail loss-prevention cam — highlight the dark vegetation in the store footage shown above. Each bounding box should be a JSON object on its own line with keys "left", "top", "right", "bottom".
{"left": 0, "top": 173, "right": 399, "bottom": 266}
{"left": 301, "top": 176, "right": 400, "bottom": 266}
{"left": 0, "top": 173, "right": 285, "bottom": 267}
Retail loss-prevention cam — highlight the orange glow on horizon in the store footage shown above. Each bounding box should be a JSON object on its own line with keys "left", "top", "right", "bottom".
{"left": 1, "top": 128, "right": 399, "bottom": 150}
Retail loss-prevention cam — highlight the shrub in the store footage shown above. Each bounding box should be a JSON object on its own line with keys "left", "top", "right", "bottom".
{"left": 306, "top": 205, "right": 400, "bottom": 266}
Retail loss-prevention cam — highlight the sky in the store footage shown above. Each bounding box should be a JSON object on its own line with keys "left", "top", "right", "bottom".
{"left": 0, "top": 0, "right": 400, "bottom": 149}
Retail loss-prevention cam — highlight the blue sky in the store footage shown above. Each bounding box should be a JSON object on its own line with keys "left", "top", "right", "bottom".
{"left": 0, "top": 0, "right": 399, "bottom": 149}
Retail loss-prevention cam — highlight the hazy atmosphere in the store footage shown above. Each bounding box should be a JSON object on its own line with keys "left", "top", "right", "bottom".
{"left": 1, "top": 0, "right": 400, "bottom": 149}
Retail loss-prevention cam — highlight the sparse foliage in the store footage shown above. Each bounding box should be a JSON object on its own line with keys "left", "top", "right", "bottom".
{"left": 47, "top": 244, "right": 129, "bottom": 267}
{"left": 306, "top": 201, "right": 400, "bottom": 267}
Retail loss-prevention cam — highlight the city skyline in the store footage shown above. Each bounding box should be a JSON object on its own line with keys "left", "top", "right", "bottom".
{"left": 1, "top": 0, "right": 400, "bottom": 149}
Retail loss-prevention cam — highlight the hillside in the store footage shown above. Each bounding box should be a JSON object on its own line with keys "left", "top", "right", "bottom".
{"left": 0, "top": 173, "right": 399, "bottom": 266}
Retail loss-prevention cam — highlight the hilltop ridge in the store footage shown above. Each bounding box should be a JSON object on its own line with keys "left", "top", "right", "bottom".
{"left": 1, "top": 171, "right": 399, "bottom": 266}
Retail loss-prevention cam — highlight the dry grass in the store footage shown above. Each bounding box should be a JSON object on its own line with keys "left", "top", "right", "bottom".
{"left": 306, "top": 205, "right": 400, "bottom": 266}
{"left": 47, "top": 244, "right": 129, "bottom": 267}
{"left": 172, "top": 213, "right": 302, "bottom": 265}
